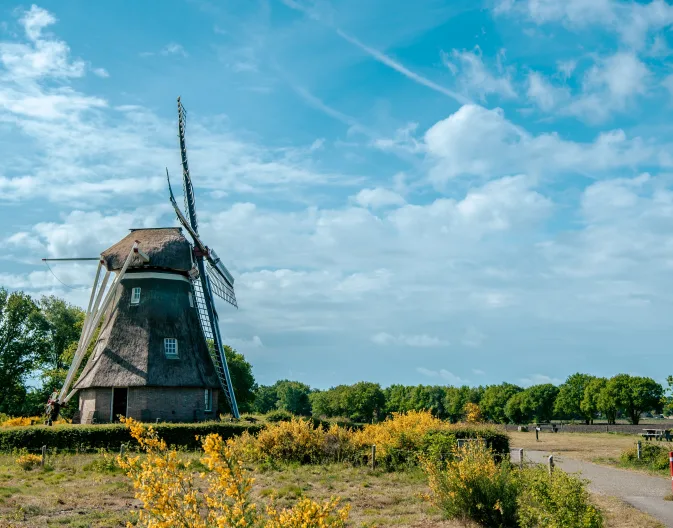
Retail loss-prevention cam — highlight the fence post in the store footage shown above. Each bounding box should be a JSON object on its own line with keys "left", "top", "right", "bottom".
{"left": 518, "top": 448, "right": 524, "bottom": 469}
{"left": 120, "top": 444, "right": 126, "bottom": 457}
{"left": 669, "top": 452, "right": 673, "bottom": 495}
{"left": 41, "top": 445, "right": 46, "bottom": 468}
{"left": 535, "top": 427, "right": 540, "bottom": 442}
{"left": 371, "top": 445, "right": 376, "bottom": 470}
{"left": 637, "top": 441, "right": 642, "bottom": 460}
{"left": 547, "top": 455, "right": 554, "bottom": 475}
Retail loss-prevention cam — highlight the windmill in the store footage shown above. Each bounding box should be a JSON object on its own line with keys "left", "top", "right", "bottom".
{"left": 50, "top": 97, "right": 241, "bottom": 422}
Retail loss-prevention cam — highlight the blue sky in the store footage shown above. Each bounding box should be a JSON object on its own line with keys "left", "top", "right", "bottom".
{"left": 2, "top": 0, "right": 673, "bottom": 390}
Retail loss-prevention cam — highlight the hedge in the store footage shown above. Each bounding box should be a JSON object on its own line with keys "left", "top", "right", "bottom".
{"left": 0, "top": 422, "right": 262, "bottom": 452}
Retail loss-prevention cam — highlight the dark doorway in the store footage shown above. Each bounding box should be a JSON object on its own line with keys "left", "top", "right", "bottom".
{"left": 112, "top": 388, "right": 128, "bottom": 422}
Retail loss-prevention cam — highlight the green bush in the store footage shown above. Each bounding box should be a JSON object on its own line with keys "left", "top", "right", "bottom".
{"left": 419, "top": 428, "right": 510, "bottom": 463}
{"left": 264, "top": 410, "right": 293, "bottom": 422}
{"left": 0, "top": 422, "right": 261, "bottom": 452}
{"left": 620, "top": 442, "right": 672, "bottom": 471}
{"left": 517, "top": 465, "right": 603, "bottom": 527}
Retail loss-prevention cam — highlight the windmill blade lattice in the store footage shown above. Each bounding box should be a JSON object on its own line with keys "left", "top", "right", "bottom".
{"left": 190, "top": 278, "right": 236, "bottom": 414}
{"left": 206, "top": 263, "right": 238, "bottom": 307}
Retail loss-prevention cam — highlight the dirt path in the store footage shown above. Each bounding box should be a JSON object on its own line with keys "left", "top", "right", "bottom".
{"left": 525, "top": 450, "right": 673, "bottom": 527}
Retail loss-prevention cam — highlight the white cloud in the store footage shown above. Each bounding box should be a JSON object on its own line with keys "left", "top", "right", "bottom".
{"left": 162, "top": 43, "right": 188, "bottom": 57}
{"left": 416, "top": 367, "right": 469, "bottom": 385}
{"left": 526, "top": 71, "right": 570, "bottom": 112}
{"left": 442, "top": 46, "right": 517, "bottom": 101}
{"left": 423, "top": 104, "right": 660, "bottom": 183}
{"left": 462, "top": 327, "right": 486, "bottom": 348}
{"left": 92, "top": 67, "right": 109, "bottom": 78}
{"left": 495, "top": 0, "right": 673, "bottom": 50}
{"left": 352, "top": 188, "right": 405, "bottom": 209}
{"left": 372, "top": 333, "right": 448, "bottom": 347}
{"left": 518, "top": 374, "right": 564, "bottom": 387}
{"left": 472, "top": 369, "right": 486, "bottom": 375}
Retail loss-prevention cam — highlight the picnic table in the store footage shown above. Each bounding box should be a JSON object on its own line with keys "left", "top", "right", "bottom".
{"left": 640, "top": 428, "right": 672, "bottom": 441}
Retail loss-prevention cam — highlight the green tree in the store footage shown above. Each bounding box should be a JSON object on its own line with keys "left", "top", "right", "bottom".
{"left": 444, "top": 386, "right": 483, "bottom": 423}
{"left": 0, "top": 289, "right": 48, "bottom": 415}
{"left": 554, "top": 373, "right": 595, "bottom": 423}
{"left": 505, "top": 391, "right": 531, "bottom": 424}
{"left": 38, "top": 296, "right": 85, "bottom": 371}
{"left": 253, "top": 385, "right": 279, "bottom": 414}
{"left": 596, "top": 382, "right": 619, "bottom": 424}
{"left": 218, "top": 346, "right": 257, "bottom": 414}
{"left": 384, "top": 384, "right": 413, "bottom": 414}
{"left": 524, "top": 384, "right": 559, "bottom": 423}
{"left": 275, "top": 380, "right": 312, "bottom": 415}
{"left": 580, "top": 378, "right": 607, "bottom": 423}
{"left": 480, "top": 383, "right": 522, "bottom": 423}
{"left": 309, "top": 382, "right": 385, "bottom": 422}
{"left": 408, "top": 385, "right": 447, "bottom": 418}
{"left": 609, "top": 374, "right": 664, "bottom": 425}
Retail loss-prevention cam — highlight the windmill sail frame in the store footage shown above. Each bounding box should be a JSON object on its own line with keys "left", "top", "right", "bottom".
{"left": 172, "top": 97, "right": 240, "bottom": 418}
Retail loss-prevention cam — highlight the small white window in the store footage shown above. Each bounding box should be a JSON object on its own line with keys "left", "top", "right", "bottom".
{"left": 164, "top": 338, "right": 178, "bottom": 358}
{"left": 188, "top": 292, "right": 194, "bottom": 308}
{"left": 131, "top": 287, "right": 141, "bottom": 305}
{"left": 204, "top": 388, "right": 212, "bottom": 411}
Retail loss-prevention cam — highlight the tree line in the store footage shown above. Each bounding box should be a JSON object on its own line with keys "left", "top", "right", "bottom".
{"left": 2, "top": 288, "right": 671, "bottom": 425}
{"left": 250, "top": 374, "right": 672, "bottom": 425}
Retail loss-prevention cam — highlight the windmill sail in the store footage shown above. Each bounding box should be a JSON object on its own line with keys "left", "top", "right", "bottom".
{"left": 172, "top": 97, "right": 240, "bottom": 419}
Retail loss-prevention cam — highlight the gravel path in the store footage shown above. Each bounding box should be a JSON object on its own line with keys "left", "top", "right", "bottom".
{"left": 524, "top": 449, "right": 673, "bottom": 527}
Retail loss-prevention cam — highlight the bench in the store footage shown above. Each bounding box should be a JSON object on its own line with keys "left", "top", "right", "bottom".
{"left": 640, "top": 429, "right": 671, "bottom": 441}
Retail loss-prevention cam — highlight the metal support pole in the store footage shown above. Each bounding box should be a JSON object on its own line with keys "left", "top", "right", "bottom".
{"left": 519, "top": 448, "right": 524, "bottom": 469}
{"left": 371, "top": 445, "right": 376, "bottom": 470}
{"left": 637, "top": 441, "right": 642, "bottom": 460}
{"left": 120, "top": 444, "right": 126, "bottom": 457}
{"left": 548, "top": 454, "right": 554, "bottom": 475}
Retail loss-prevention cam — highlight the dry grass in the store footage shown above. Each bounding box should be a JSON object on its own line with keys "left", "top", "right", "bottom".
{"left": 591, "top": 494, "right": 665, "bottom": 528}
{"left": 0, "top": 448, "right": 662, "bottom": 527}
{"left": 508, "top": 431, "right": 638, "bottom": 462}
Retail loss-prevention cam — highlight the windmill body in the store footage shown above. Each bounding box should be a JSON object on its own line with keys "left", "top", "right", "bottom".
{"left": 74, "top": 228, "right": 221, "bottom": 423}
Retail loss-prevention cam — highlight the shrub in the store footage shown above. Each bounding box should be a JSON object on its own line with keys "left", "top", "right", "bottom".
{"left": 2, "top": 416, "right": 41, "bottom": 427}
{"left": 16, "top": 453, "right": 42, "bottom": 470}
{"left": 423, "top": 441, "right": 519, "bottom": 527}
{"left": 265, "top": 410, "right": 293, "bottom": 422}
{"left": 117, "top": 417, "right": 350, "bottom": 528}
{"left": 352, "top": 411, "right": 509, "bottom": 469}
{"left": 256, "top": 418, "right": 325, "bottom": 464}
{"left": 0, "top": 421, "right": 261, "bottom": 452}
{"left": 517, "top": 465, "right": 603, "bottom": 527}
{"left": 620, "top": 442, "right": 672, "bottom": 471}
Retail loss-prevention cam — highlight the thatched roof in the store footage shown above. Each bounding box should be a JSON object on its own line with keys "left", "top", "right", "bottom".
{"left": 73, "top": 275, "right": 220, "bottom": 389}
{"left": 101, "top": 228, "right": 193, "bottom": 272}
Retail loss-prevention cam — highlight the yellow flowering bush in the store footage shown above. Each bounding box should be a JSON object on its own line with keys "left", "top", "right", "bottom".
{"left": 117, "top": 417, "right": 350, "bottom": 528}
{"left": 424, "top": 441, "right": 604, "bottom": 528}
{"left": 423, "top": 440, "right": 518, "bottom": 527}
{"left": 255, "top": 417, "right": 326, "bottom": 464}
{"left": 1, "top": 416, "right": 40, "bottom": 427}
{"left": 16, "top": 453, "right": 42, "bottom": 470}
{"left": 463, "top": 402, "right": 483, "bottom": 424}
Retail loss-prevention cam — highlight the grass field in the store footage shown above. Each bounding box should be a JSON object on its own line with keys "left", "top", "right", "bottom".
{"left": 0, "top": 446, "right": 664, "bottom": 528}
{"left": 508, "top": 430, "right": 639, "bottom": 462}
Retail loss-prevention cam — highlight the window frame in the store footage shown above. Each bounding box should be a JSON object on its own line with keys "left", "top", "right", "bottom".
{"left": 204, "top": 388, "right": 212, "bottom": 412}
{"left": 130, "top": 287, "right": 141, "bottom": 305}
{"left": 164, "top": 338, "right": 179, "bottom": 359}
